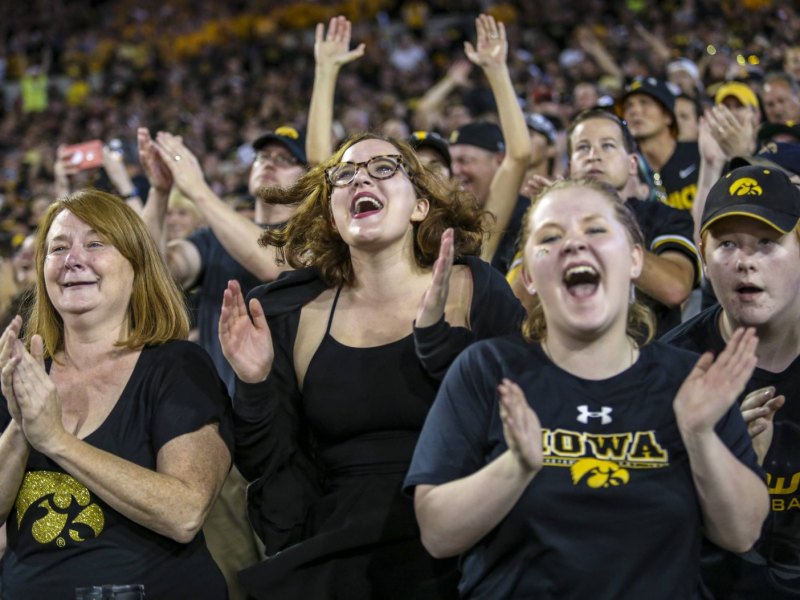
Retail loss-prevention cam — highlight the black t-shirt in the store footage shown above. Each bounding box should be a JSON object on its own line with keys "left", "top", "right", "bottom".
{"left": 405, "top": 335, "right": 760, "bottom": 600}
{"left": 662, "top": 306, "right": 800, "bottom": 598}
{"left": 626, "top": 198, "right": 701, "bottom": 336}
{"left": 658, "top": 141, "right": 700, "bottom": 211}
{"left": 0, "top": 341, "right": 233, "bottom": 600}
{"left": 189, "top": 227, "right": 263, "bottom": 395}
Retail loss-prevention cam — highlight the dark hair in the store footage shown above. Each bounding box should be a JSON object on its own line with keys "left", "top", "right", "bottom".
{"left": 258, "top": 133, "right": 485, "bottom": 287}
{"left": 520, "top": 178, "right": 655, "bottom": 345}
{"left": 567, "top": 108, "right": 638, "bottom": 156}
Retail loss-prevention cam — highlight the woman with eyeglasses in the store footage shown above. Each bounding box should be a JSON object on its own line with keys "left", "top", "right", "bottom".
{"left": 218, "top": 133, "right": 524, "bottom": 599}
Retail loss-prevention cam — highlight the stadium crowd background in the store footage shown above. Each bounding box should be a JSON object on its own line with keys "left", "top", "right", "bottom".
{"left": 0, "top": 0, "right": 797, "bottom": 252}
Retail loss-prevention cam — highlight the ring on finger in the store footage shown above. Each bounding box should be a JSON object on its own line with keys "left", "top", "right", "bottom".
{"left": 174, "top": 155, "right": 182, "bottom": 162}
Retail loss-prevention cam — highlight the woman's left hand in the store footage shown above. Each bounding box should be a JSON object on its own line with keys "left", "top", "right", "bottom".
{"left": 416, "top": 228, "right": 454, "bottom": 328}
{"left": 673, "top": 327, "right": 758, "bottom": 436}
{"left": 10, "top": 335, "right": 66, "bottom": 453}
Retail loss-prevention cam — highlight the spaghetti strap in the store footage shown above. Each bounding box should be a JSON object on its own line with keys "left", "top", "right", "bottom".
{"left": 325, "top": 286, "right": 343, "bottom": 335}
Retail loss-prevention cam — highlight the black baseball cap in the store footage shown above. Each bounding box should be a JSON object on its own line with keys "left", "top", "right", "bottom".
{"left": 701, "top": 165, "right": 800, "bottom": 235}
{"left": 757, "top": 121, "right": 800, "bottom": 145}
{"left": 252, "top": 126, "right": 307, "bottom": 164}
{"left": 616, "top": 77, "right": 678, "bottom": 133}
{"left": 730, "top": 142, "right": 800, "bottom": 177}
{"left": 449, "top": 121, "right": 505, "bottom": 153}
{"left": 525, "top": 113, "right": 557, "bottom": 145}
{"left": 408, "top": 131, "right": 451, "bottom": 171}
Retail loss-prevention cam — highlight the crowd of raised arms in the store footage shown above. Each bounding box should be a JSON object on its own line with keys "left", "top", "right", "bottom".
{"left": 1, "top": 2, "right": 800, "bottom": 599}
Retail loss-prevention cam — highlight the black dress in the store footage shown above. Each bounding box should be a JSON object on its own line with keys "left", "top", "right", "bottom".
{"left": 234, "top": 257, "right": 524, "bottom": 599}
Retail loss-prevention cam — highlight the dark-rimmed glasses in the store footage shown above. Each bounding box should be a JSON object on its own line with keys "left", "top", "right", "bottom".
{"left": 326, "top": 155, "right": 408, "bottom": 187}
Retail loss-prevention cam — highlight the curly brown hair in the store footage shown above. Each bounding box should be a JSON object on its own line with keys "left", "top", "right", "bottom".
{"left": 520, "top": 178, "right": 656, "bottom": 345}
{"left": 257, "top": 133, "right": 486, "bottom": 287}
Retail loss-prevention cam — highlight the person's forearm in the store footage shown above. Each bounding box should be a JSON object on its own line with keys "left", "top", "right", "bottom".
{"left": 683, "top": 430, "right": 769, "bottom": 552}
{"left": 191, "top": 185, "right": 288, "bottom": 282}
{"left": 0, "top": 421, "right": 30, "bottom": 523}
{"left": 306, "top": 64, "right": 339, "bottom": 166}
{"left": 481, "top": 65, "right": 530, "bottom": 261}
{"left": 693, "top": 157, "right": 726, "bottom": 245}
{"left": 43, "top": 425, "right": 228, "bottom": 544}
{"left": 412, "top": 74, "right": 459, "bottom": 131}
{"left": 140, "top": 186, "right": 170, "bottom": 255}
{"left": 634, "top": 250, "right": 695, "bottom": 308}
{"left": 415, "top": 450, "right": 536, "bottom": 558}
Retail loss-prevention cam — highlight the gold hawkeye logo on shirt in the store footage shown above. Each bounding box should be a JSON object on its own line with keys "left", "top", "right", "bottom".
{"left": 16, "top": 471, "right": 104, "bottom": 547}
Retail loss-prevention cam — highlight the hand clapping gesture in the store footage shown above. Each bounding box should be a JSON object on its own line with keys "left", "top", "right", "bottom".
{"left": 673, "top": 327, "right": 758, "bottom": 436}
{"left": 740, "top": 386, "right": 784, "bottom": 465}
{"left": 315, "top": 16, "right": 365, "bottom": 70}
{"left": 218, "top": 280, "right": 274, "bottom": 384}
{"left": 152, "top": 132, "right": 207, "bottom": 198}
{"left": 137, "top": 127, "right": 173, "bottom": 193}
{"left": 498, "top": 378, "right": 543, "bottom": 474}
{"left": 416, "top": 228, "right": 455, "bottom": 328}
{"left": 464, "top": 14, "right": 507, "bottom": 70}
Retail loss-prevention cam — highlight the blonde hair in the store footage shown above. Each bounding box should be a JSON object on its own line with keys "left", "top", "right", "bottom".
{"left": 520, "top": 178, "right": 656, "bottom": 345}
{"left": 27, "top": 189, "right": 190, "bottom": 358}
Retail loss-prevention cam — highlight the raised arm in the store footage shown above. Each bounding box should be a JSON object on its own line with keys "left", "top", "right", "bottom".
{"left": 411, "top": 59, "right": 473, "bottom": 132}
{"left": 101, "top": 145, "right": 143, "bottom": 213}
{"left": 8, "top": 336, "right": 230, "bottom": 544}
{"left": 306, "top": 16, "right": 365, "bottom": 166}
{"left": 153, "top": 132, "right": 290, "bottom": 283}
{"left": 673, "top": 327, "right": 769, "bottom": 552}
{"left": 465, "top": 15, "right": 530, "bottom": 262}
{"left": 692, "top": 116, "right": 727, "bottom": 245}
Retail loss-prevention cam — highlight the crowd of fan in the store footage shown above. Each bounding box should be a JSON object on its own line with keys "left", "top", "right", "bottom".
{"left": 0, "top": 0, "right": 798, "bottom": 253}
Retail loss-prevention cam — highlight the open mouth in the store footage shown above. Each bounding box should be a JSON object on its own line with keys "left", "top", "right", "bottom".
{"left": 736, "top": 284, "right": 763, "bottom": 299}
{"left": 563, "top": 265, "right": 600, "bottom": 298}
{"left": 351, "top": 194, "right": 384, "bottom": 218}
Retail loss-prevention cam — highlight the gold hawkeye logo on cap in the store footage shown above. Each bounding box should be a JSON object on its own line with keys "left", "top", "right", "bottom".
{"left": 729, "top": 177, "right": 763, "bottom": 197}
{"left": 274, "top": 126, "right": 299, "bottom": 139}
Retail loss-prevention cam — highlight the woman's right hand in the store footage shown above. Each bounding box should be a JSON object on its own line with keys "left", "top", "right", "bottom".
{"left": 464, "top": 14, "right": 508, "bottom": 71}
{"left": 219, "top": 280, "right": 274, "bottom": 383}
{"left": 0, "top": 315, "right": 23, "bottom": 422}
{"left": 498, "top": 378, "right": 543, "bottom": 473}
{"left": 315, "top": 16, "right": 365, "bottom": 69}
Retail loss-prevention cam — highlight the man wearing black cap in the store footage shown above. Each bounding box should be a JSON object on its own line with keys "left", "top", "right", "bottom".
{"left": 143, "top": 126, "right": 306, "bottom": 393}
{"left": 524, "top": 112, "right": 558, "bottom": 180}
{"left": 662, "top": 165, "right": 800, "bottom": 599}
{"left": 619, "top": 77, "right": 701, "bottom": 211}
{"left": 408, "top": 130, "right": 452, "bottom": 180}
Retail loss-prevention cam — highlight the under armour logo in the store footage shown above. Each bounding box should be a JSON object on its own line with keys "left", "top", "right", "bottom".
{"left": 576, "top": 405, "right": 613, "bottom": 425}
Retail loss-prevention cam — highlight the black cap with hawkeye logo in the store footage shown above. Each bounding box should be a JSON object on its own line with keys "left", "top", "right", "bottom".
{"left": 252, "top": 126, "right": 307, "bottom": 165}
{"left": 700, "top": 165, "right": 800, "bottom": 235}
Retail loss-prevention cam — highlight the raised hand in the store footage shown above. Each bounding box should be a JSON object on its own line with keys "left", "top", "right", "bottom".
{"left": 137, "top": 127, "right": 173, "bottom": 193}
{"left": 498, "top": 378, "right": 543, "bottom": 473}
{"left": 706, "top": 105, "right": 756, "bottom": 159}
{"left": 464, "top": 14, "right": 507, "bottom": 70}
{"left": 416, "top": 228, "right": 454, "bottom": 328}
{"left": 153, "top": 131, "right": 207, "bottom": 197}
{"left": 315, "top": 16, "right": 365, "bottom": 69}
{"left": 11, "top": 336, "right": 65, "bottom": 453}
{"left": 219, "top": 280, "right": 274, "bottom": 384}
{"left": 697, "top": 116, "right": 725, "bottom": 165}
{"left": 446, "top": 59, "right": 473, "bottom": 87}
{"left": 521, "top": 174, "right": 555, "bottom": 201}
{"left": 673, "top": 328, "right": 758, "bottom": 436}
{"left": 740, "top": 386, "right": 784, "bottom": 465}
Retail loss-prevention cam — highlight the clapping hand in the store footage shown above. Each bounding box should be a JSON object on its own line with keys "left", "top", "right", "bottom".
{"left": 498, "top": 378, "right": 543, "bottom": 473}
{"left": 153, "top": 132, "right": 207, "bottom": 198}
{"left": 137, "top": 128, "right": 173, "bottom": 193}
{"left": 416, "top": 228, "right": 455, "bottom": 328}
{"left": 219, "top": 280, "right": 274, "bottom": 384}
{"left": 740, "top": 386, "right": 784, "bottom": 465}
{"left": 673, "top": 328, "right": 758, "bottom": 436}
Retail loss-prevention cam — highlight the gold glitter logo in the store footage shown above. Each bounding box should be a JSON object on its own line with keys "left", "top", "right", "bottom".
{"left": 571, "top": 458, "right": 631, "bottom": 488}
{"left": 16, "top": 471, "right": 104, "bottom": 547}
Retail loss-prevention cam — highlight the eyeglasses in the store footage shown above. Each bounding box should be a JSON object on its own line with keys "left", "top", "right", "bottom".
{"left": 326, "top": 155, "right": 408, "bottom": 187}
{"left": 255, "top": 151, "right": 301, "bottom": 168}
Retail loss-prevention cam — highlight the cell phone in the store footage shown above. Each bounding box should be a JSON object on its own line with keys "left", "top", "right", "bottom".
{"left": 63, "top": 140, "right": 104, "bottom": 171}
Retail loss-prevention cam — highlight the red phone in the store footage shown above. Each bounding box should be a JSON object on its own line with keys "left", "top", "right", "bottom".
{"left": 63, "top": 140, "right": 104, "bottom": 171}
